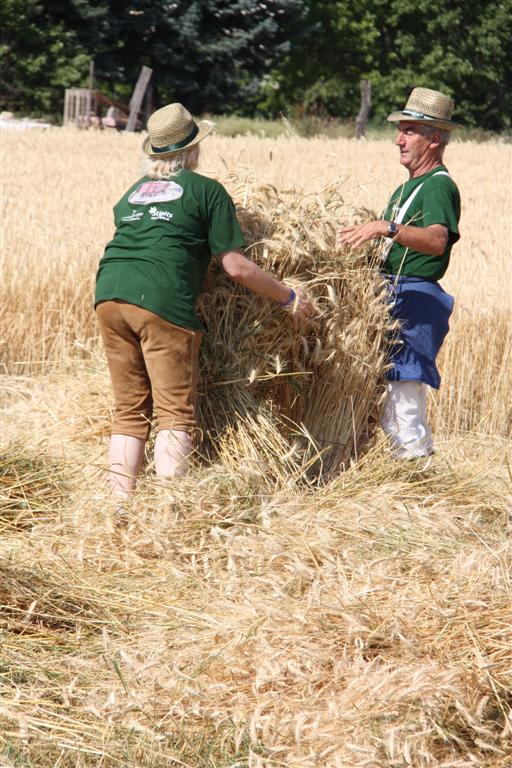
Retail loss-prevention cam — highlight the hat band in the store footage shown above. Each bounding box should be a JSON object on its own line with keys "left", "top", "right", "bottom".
{"left": 402, "top": 108, "right": 446, "bottom": 122}
{"left": 150, "top": 123, "right": 199, "bottom": 154}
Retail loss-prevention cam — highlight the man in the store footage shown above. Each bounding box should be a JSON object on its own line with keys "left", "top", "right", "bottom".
{"left": 337, "top": 87, "right": 461, "bottom": 458}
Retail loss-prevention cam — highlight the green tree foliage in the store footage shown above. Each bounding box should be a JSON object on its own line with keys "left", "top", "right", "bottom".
{"left": 0, "top": 0, "right": 98, "bottom": 115}
{"left": 259, "top": 0, "right": 379, "bottom": 117}
{"left": 268, "top": 0, "right": 512, "bottom": 131}
{"left": 95, "top": 0, "right": 304, "bottom": 114}
{"left": 1, "top": 0, "right": 510, "bottom": 130}
{"left": 0, "top": 0, "right": 304, "bottom": 120}
{"left": 370, "top": 0, "right": 512, "bottom": 129}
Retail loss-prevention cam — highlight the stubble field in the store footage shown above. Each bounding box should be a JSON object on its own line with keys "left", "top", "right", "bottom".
{"left": 1, "top": 127, "right": 511, "bottom": 767}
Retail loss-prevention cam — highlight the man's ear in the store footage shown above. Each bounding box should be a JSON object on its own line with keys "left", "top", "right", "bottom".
{"left": 430, "top": 130, "right": 442, "bottom": 147}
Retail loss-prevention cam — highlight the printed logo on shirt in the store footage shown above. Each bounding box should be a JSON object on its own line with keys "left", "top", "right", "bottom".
{"left": 149, "top": 206, "right": 173, "bottom": 222}
{"left": 128, "top": 181, "right": 184, "bottom": 204}
{"left": 122, "top": 210, "right": 144, "bottom": 222}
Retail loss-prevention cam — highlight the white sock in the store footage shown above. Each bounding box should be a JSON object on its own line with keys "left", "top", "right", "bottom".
{"left": 107, "top": 434, "right": 146, "bottom": 495}
{"left": 154, "top": 430, "right": 192, "bottom": 477}
{"left": 381, "top": 381, "right": 434, "bottom": 458}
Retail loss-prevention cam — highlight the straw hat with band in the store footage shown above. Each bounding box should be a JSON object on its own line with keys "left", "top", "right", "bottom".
{"left": 387, "top": 87, "right": 460, "bottom": 131}
{"left": 142, "top": 103, "right": 213, "bottom": 159}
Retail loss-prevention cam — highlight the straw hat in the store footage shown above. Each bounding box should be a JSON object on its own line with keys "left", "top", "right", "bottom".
{"left": 387, "top": 87, "right": 460, "bottom": 131}
{"left": 142, "top": 103, "right": 213, "bottom": 158}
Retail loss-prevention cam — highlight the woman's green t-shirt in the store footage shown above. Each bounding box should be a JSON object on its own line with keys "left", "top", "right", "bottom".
{"left": 95, "top": 169, "right": 246, "bottom": 330}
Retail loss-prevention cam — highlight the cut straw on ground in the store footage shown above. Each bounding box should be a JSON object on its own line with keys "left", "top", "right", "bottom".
{"left": 1, "top": 129, "right": 511, "bottom": 767}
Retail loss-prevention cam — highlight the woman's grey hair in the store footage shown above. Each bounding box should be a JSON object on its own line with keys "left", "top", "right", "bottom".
{"left": 419, "top": 124, "right": 451, "bottom": 147}
{"left": 145, "top": 144, "right": 200, "bottom": 179}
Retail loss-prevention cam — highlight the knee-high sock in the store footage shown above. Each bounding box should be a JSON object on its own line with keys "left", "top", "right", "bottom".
{"left": 154, "top": 430, "right": 192, "bottom": 477}
{"left": 107, "top": 434, "right": 146, "bottom": 495}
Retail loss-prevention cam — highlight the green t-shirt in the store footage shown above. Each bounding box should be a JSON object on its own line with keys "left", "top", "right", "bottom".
{"left": 94, "top": 169, "right": 246, "bottom": 330}
{"left": 382, "top": 165, "right": 460, "bottom": 281}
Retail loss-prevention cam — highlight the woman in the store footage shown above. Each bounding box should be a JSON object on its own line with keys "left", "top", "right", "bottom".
{"left": 95, "top": 103, "right": 312, "bottom": 497}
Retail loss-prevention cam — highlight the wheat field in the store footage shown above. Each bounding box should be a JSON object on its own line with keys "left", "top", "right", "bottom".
{"left": 1, "top": 127, "right": 511, "bottom": 767}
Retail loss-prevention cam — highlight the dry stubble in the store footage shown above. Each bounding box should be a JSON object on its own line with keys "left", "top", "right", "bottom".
{"left": 1, "top": 127, "right": 511, "bottom": 767}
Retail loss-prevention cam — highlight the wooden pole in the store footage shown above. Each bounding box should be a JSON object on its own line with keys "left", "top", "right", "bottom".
{"left": 355, "top": 79, "right": 372, "bottom": 139}
{"left": 85, "top": 89, "right": 91, "bottom": 127}
{"left": 142, "top": 80, "right": 154, "bottom": 128}
{"left": 86, "top": 60, "right": 95, "bottom": 127}
{"left": 126, "top": 66, "right": 153, "bottom": 132}
{"left": 63, "top": 91, "right": 69, "bottom": 124}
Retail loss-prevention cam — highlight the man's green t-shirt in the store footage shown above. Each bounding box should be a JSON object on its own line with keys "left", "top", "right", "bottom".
{"left": 95, "top": 169, "right": 246, "bottom": 330}
{"left": 382, "top": 165, "right": 460, "bottom": 281}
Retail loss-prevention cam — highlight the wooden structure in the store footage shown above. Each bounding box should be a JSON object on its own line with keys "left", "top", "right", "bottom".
{"left": 63, "top": 64, "right": 153, "bottom": 131}
{"left": 355, "top": 79, "right": 372, "bottom": 139}
{"left": 63, "top": 88, "right": 98, "bottom": 127}
{"left": 126, "top": 66, "right": 153, "bottom": 132}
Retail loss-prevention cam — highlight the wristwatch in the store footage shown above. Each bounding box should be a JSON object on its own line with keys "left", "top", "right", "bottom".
{"left": 388, "top": 221, "right": 398, "bottom": 238}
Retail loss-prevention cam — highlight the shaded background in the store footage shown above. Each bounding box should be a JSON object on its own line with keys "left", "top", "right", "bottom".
{"left": 1, "top": 0, "right": 511, "bottom": 131}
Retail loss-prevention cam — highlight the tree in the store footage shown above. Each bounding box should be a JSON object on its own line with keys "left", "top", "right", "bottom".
{"left": 1, "top": 1, "right": 88, "bottom": 115}
{"left": 260, "top": 0, "right": 381, "bottom": 119}
{"left": 1, "top": 0, "right": 305, "bottom": 120}
{"left": 2, "top": 0, "right": 510, "bottom": 130}
{"left": 371, "top": 0, "right": 512, "bottom": 130}
{"left": 95, "top": 0, "right": 305, "bottom": 115}
{"left": 267, "top": 0, "right": 512, "bottom": 131}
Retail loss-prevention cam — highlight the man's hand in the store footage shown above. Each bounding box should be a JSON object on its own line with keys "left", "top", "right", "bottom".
{"left": 336, "top": 220, "right": 388, "bottom": 249}
{"left": 336, "top": 220, "right": 449, "bottom": 256}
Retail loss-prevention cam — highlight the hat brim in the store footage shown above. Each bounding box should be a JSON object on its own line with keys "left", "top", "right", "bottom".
{"left": 142, "top": 121, "right": 214, "bottom": 159}
{"left": 387, "top": 111, "right": 460, "bottom": 131}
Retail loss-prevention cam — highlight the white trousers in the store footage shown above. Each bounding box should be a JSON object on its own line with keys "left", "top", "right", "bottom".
{"left": 381, "top": 381, "right": 434, "bottom": 459}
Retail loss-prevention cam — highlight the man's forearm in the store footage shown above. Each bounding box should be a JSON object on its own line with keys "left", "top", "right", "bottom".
{"left": 391, "top": 222, "right": 448, "bottom": 256}
{"left": 336, "top": 220, "right": 448, "bottom": 256}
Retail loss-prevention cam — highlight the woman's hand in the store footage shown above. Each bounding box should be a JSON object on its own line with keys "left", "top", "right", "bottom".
{"left": 282, "top": 286, "right": 315, "bottom": 324}
{"left": 220, "top": 249, "right": 315, "bottom": 324}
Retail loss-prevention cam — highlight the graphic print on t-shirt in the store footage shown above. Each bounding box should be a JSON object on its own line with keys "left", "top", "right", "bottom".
{"left": 149, "top": 207, "right": 173, "bottom": 221}
{"left": 122, "top": 210, "right": 144, "bottom": 222}
{"left": 128, "top": 181, "right": 184, "bottom": 204}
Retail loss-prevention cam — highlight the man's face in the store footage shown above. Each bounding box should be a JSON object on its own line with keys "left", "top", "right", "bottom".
{"left": 395, "top": 121, "right": 434, "bottom": 173}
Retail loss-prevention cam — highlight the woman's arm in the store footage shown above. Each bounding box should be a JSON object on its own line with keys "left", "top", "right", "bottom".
{"left": 219, "top": 249, "right": 313, "bottom": 320}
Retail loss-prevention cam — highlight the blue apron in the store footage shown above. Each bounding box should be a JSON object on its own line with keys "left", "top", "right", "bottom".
{"left": 385, "top": 275, "right": 454, "bottom": 389}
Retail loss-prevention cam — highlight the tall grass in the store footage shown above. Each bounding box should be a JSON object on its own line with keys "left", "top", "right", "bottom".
{"left": 2, "top": 128, "right": 511, "bottom": 437}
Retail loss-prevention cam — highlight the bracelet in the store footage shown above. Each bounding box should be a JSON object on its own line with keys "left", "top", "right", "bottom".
{"left": 280, "top": 288, "right": 296, "bottom": 307}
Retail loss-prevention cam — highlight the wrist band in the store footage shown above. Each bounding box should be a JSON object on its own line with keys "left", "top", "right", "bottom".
{"left": 281, "top": 288, "right": 296, "bottom": 307}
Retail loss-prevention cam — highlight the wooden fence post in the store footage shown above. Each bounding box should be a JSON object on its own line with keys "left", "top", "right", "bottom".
{"left": 356, "top": 80, "right": 372, "bottom": 139}
{"left": 125, "top": 66, "right": 153, "bottom": 132}
{"left": 142, "top": 80, "right": 154, "bottom": 129}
